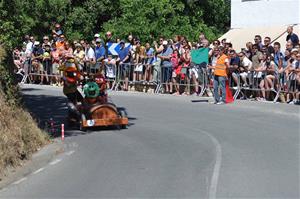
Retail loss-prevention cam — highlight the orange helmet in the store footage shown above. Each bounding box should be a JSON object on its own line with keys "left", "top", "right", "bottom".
{"left": 64, "top": 67, "right": 80, "bottom": 84}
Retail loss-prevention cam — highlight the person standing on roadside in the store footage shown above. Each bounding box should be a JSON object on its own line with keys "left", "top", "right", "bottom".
{"left": 117, "top": 40, "right": 130, "bottom": 91}
{"left": 105, "top": 31, "right": 114, "bottom": 57}
{"left": 210, "top": 46, "right": 229, "bottom": 104}
{"left": 286, "top": 26, "right": 299, "bottom": 47}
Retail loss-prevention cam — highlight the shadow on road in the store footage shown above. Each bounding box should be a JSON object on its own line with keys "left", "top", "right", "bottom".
{"left": 21, "top": 91, "right": 136, "bottom": 138}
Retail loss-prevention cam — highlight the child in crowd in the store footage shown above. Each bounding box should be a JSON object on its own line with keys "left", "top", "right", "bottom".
{"left": 104, "top": 55, "right": 116, "bottom": 90}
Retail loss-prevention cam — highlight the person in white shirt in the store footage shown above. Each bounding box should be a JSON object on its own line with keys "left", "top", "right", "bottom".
{"left": 84, "top": 42, "right": 95, "bottom": 73}
{"left": 104, "top": 55, "right": 116, "bottom": 89}
{"left": 237, "top": 51, "right": 252, "bottom": 87}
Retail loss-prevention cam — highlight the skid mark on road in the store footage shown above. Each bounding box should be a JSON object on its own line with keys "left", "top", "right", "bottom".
{"left": 200, "top": 130, "right": 222, "bottom": 199}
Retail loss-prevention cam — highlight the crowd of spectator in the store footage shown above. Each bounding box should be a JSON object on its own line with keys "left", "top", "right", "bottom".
{"left": 12, "top": 24, "right": 300, "bottom": 104}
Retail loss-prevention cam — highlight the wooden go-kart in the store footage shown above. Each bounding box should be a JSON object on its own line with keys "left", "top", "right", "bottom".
{"left": 77, "top": 79, "right": 128, "bottom": 131}
{"left": 79, "top": 102, "right": 128, "bottom": 131}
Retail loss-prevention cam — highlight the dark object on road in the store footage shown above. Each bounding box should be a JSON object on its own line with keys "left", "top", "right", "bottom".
{"left": 191, "top": 99, "right": 209, "bottom": 103}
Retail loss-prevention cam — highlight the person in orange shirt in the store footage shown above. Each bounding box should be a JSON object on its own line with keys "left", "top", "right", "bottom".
{"left": 210, "top": 46, "right": 230, "bottom": 104}
{"left": 56, "top": 35, "right": 66, "bottom": 56}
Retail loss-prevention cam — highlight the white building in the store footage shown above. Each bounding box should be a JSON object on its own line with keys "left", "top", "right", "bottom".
{"left": 220, "top": 0, "right": 300, "bottom": 50}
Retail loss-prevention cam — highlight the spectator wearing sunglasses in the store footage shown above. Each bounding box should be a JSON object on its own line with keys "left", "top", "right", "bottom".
{"left": 264, "top": 37, "right": 274, "bottom": 55}
{"left": 254, "top": 35, "right": 263, "bottom": 50}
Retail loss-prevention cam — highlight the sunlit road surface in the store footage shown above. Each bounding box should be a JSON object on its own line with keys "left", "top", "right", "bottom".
{"left": 1, "top": 84, "right": 299, "bottom": 198}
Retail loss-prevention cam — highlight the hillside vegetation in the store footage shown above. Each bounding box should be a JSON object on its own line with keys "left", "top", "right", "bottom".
{"left": 0, "top": 46, "right": 48, "bottom": 173}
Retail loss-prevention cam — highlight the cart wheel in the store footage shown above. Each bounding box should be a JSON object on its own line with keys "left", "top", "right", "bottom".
{"left": 119, "top": 110, "right": 127, "bottom": 129}
{"left": 120, "top": 124, "right": 127, "bottom": 129}
{"left": 119, "top": 109, "right": 126, "bottom": 118}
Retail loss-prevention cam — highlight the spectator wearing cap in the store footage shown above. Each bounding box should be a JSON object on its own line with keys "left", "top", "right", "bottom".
{"left": 93, "top": 33, "right": 100, "bottom": 47}
{"left": 157, "top": 40, "right": 173, "bottom": 93}
{"left": 210, "top": 46, "right": 229, "bottom": 104}
{"left": 117, "top": 40, "right": 130, "bottom": 91}
{"left": 84, "top": 41, "right": 96, "bottom": 73}
{"left": 286, "top": 26, "right": 299, "bottom": 47}
{"left": 224, "top": 39, "right": 232, "bottom": 50}
{"left": 73, "top": 43, "right": 85, "bottom": 71}
{"left": 94, "top": 38, "right": 106, "bottom": 73}
{"left": 52, "top": 23, "right": 63, "bottom": 37}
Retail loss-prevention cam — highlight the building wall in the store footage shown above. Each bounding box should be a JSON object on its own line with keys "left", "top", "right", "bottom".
{"left": 231, "top": 0, "right": 300, "bottom": 28}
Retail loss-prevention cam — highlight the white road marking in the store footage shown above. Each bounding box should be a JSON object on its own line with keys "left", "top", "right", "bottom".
{"left": 49, "top": 159, "right": 62, "bottom": 165}
{"left": 201, "top": 130, "right": 222, "bottom": 199}
{"left": 66, "top": 150, "right": 75, "bottom": 156}
{"left": 12, "top": 177, "right": 27, "bottom": 185}
{"left": 32, "top": 168, "right": 45, "bottom": 175}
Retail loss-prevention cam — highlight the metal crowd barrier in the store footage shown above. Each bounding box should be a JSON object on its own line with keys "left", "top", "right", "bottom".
{"left": 17, "top": 59, "right": 299, "bottom": 104}
{"left": 115, "top": 63, "right": 159, "bottom": 93}
{"left": 227, "top": 70, "right": 289, "bottom": 103}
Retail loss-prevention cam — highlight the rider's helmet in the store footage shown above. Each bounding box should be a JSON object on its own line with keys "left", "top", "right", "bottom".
{"left": 83, "top": 82, "right": 100, "bottom": 99}
{"left": 64, "top": 66, "right": 80, "bottom": 84}
{"left": 94, "top": 73, "right": 106, "bottom": 92}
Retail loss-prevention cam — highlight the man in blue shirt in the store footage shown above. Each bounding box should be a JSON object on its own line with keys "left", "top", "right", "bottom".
{"left": 286, "top": 26, "right": 299, "bottom": 47}
{"left": 157, "top": 40, "right": 173, "bottom": 93}
{"left": 228, "top": 49, "right": 240, "bottom": 86}
{"left": 117, "top": 40, "right": 130, "bottom": 91}
{"left": 94, "top": 38, "right": 106, "bottom": 73}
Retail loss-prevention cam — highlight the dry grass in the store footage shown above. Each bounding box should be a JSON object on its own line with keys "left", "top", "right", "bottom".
{"left": 0, "top": 89, "right": 49, "bottom": 173}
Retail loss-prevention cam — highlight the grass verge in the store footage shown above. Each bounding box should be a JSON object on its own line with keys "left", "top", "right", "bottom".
{"left": 0, "top": 45, "right": 49, "bottom": 174}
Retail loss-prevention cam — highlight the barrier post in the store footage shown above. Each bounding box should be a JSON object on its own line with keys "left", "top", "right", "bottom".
{"left": 61, "top": 124, "right": 65, "bottom": 141}
{"left": 50, "top": 118, "right": 54, "bottom": 134}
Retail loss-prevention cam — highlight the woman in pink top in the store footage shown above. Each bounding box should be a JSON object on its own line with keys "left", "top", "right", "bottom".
{"left": 171, "top": 49, "right": 180, "bottom": 95}
{"left": 180, "top": 45, "right": 191, "bottom": 95}
{"left": 51, "top": 43, "right": 61, "bottom": 85}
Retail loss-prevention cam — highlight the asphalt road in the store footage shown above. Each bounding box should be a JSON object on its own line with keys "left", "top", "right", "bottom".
{"left": 0, "top": 84, "right": 299, "bottom": 198}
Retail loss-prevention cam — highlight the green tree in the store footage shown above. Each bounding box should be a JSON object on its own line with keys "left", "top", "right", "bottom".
{"left": 101, "top": 0, "right": 221, "bottom": 43}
